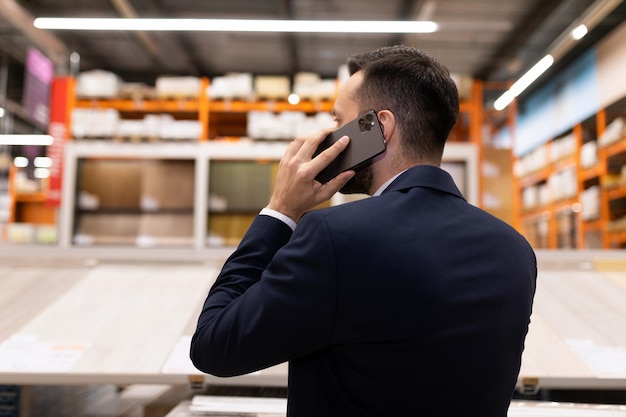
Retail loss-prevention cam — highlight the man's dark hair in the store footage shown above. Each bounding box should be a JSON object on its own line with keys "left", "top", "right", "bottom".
{"left": 347, "top": 45, "right": 420, "bottom": 75}
{"left": 348, "top": 45, "right": 459, "bottom": 162}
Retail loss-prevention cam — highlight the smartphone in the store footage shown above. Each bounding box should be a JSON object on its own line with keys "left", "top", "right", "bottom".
{"left": 314, "top": 110, "right": 387, "bottom": 183}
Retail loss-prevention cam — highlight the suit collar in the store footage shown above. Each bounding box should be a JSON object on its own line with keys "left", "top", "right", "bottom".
{"left": 381, "top": 165, "right": 466, "bottom": 201}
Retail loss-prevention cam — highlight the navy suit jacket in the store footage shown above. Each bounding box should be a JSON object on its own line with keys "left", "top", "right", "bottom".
{"left": 191, "top": 165, "right": 537, "bottom": 417}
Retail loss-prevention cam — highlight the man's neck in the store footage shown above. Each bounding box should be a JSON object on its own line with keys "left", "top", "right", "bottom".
{"left": 371, "top": 170, "right": 408, "bottom": 196}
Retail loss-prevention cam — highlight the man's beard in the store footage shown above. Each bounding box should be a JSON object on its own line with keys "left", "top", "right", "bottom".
{"left": 339, "top": 160, "right": 373, "bottom": 195}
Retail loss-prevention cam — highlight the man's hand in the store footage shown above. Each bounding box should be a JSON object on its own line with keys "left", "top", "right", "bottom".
{"left": 267, "top": 128, "right": 355, "bottom": 222}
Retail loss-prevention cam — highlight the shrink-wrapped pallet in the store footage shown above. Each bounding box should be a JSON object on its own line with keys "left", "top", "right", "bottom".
{"left": 247, "top": 111, "right": 303, "bottom": 140}
{"left": 155, "top": 76, "right": 202, "bottom": 98}
{"left": 247, "top": 111, "right": 334, "bottom": 141}
{"left": 208, "top": 73, "right": 254, "bottom": 100}
{"left": 254, "top": 75, "right": 290, "bottom": 100}
{"left": 276, "top": 111, "right": 306, "bottom": 139}
{"left": 550, "top": 133, "right": 576, "bottom": 162}
{"left": 72, "top": 108, "right": 119, "bottom": 138}
{"left": 159, "top": 120, "right": 202, "bottom": 140}
{"left": 293, "top": 72, "right": 336, "bottom": 101}
{"left": 247, "top": 111, "right": 279, "bottom": 140}
{"left": 293, "top": 72, "right": 320, "bottom": 100}
{"left": 581, "top": 186, "right": 600, "bottom": 221}
{"left": 112, "top": 114, "right": 179, "bottom": 141}
{"left": 538, "top": 184, "right": 551, "bottom": 207}
{"left": 119, "top": 82, "right": 156, "bottom": 100}
{"left": 115, "top": 119, "right": 146, "bottom": 139}
{"left": 295, "top": 112, "right": 335, "bottom": 137}
{"left": 598, "top": 117, "right": 625, "bottom": 148}
{"left": 315, "top": 79, "right": 338, "bottom": 101}
{"left": 76, "top": 70, "right": 122, "bottom": 98}
{"left": 522, "top": 186, "right": 539, "bottom": 210}
{"left": 580, "top": 141, "right": 598, "bottom": 169}
{"left": 143, "top": 114, "right": 173, "bottom": 138}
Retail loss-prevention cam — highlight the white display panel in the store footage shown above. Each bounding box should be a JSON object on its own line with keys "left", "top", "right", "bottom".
{"left": 60, "top": 141, "right": 479, "bottom": 248}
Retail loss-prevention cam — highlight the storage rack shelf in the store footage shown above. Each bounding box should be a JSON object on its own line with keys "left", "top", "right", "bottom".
{"left": 10, "top": 76, "right": 484, "bottom": 248}
{"left": 514, "top": 95, "right": 626, "bottom": 249}
{"left": 209, "top": 100, "right": 334, "bottom": 113}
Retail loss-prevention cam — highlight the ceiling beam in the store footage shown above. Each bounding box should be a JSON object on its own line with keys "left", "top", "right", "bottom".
{"left": 520, "top": 0, "right": 626, "bottom": 102}
{"left": 279, "top": 0, "right": 299, "bottom": 76}
{"left": 391, "top": 0, "right": 425, "bottom": 46}
{"left": 0, "top": 30, "right": 28, "bottom": 63}
{"left": 0, "top": 0, "right": 68, "bottom": 71}
{"left": 110, "top": 0, "right": 205, "bottom": 76}
{"left": 107, "top": 0, "right": 171, "bottom": 73}
{"left": 475, "top": 0, "right": 567, "bottom": 80}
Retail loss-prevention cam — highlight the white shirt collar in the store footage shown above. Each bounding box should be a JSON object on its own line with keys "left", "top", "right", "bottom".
{"left": 372, "top": 170, "right": 407, "bottom": 197}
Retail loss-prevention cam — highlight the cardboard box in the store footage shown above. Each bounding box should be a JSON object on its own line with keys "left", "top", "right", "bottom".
{"left": 138, "top": 213, "right": 194, "bottom": 241}
{"left": 75, "top": 213, "right": 140, "bottom": 245}
{"left": 141, "top": 160, "right": 195, "bottom": 210}
{"left": 79, "top": 160, "right": 142, "bottom": 208}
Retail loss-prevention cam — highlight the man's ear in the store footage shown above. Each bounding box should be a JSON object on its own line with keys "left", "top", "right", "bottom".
{"left": 377, "top": 110, "right": 396, "bottom": 142}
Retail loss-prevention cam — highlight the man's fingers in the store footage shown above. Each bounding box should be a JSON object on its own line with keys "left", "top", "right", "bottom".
{"left": 322, "top": 170, "right": 355, "bottom": 196}
{"left": 282, "top": 134, "right": 307, "bottom": 161}
{"left": 310, "top": 135, "right": 350, "bottom": 173}
{"left": 297, "top": 127, "right": 335, "bottom": 157}
{"left": 268, "top": 128, "right": 352, "bottom": 220}
{"left": 284, "top": 127, "right": 333, "bottom": 165}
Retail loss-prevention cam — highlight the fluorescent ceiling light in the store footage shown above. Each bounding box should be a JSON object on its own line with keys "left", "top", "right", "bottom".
{"left": 0, "top": 134, "right": 54, "bottom": 146}
{"left": 493, "top": 91, "right": 516, "bottom": 112}
{"left": 34, "top": 156, "right": 53, "bottom": 168}
{"left": 33, "top": 17, "right": 438, "bottom": 33}
{"left": 493, "top": 0, "right": 623, "bottom": 112}
{"left": 34, "top": 168, "right": 51, "bottom": 179}
{"left": 494, "top": 55, "right": 554, "bottom": 111}
{"left": 0, "top": 107, "right": 5, "bottom": 118}
{"left": 14, "top": 157, "right": 29, "bottom": 168}
{"left": 509, "top": 55, "right": 554, "bottom": 96}
{"left": 571, "top": 24, "right": 589, "bottom": 40}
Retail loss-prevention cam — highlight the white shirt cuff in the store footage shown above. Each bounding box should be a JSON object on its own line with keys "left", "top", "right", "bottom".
{"left": 259, "top": 207, "right": 297, "bottom": 231}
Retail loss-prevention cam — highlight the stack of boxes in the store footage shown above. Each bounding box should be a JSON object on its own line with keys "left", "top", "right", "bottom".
{"left": 74, "top": 160, "right": 195, "bottom": 247}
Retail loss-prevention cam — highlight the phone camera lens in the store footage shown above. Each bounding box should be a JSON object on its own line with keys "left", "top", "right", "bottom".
{"left": 358, "top": 114, "right": 375, "bottom": 132}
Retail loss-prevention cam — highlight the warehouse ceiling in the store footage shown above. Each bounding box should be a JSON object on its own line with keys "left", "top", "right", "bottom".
{"left": 1, "top": 0, "right": 626, "bottom": 111}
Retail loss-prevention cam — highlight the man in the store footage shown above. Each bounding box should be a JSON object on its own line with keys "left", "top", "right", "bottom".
{"left": 191, "top": 45, "right": 537, "bottom": 417}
